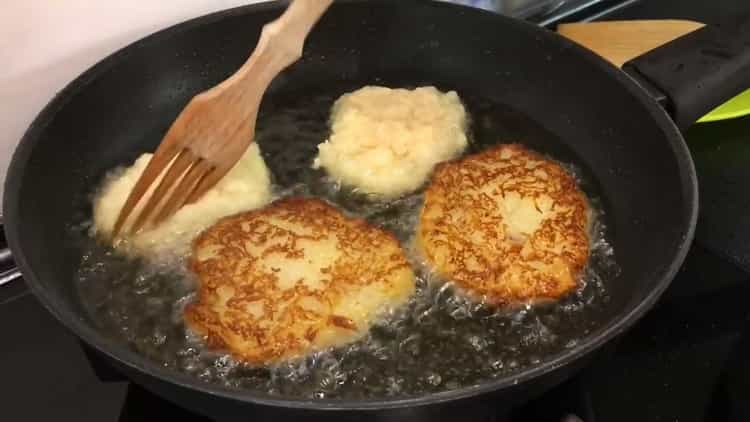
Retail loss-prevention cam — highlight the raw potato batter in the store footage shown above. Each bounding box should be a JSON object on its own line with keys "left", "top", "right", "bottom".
{"left": 313, "top": 86, "right": 468, "bottom": 198}
{"left": 92, "top": 143, "right": 272, "bottom": 256}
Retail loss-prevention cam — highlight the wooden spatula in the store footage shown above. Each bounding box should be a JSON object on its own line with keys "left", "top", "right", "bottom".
{"left": 557, "top": 19, "right": 705, "bottom": 67}
{"left": 113, "top": 0, "right": 333, "bottom": 237}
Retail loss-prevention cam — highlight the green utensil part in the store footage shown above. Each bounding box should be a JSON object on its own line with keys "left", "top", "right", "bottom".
{"left": 698, "top": 88, "right": 750, "bottom": 123}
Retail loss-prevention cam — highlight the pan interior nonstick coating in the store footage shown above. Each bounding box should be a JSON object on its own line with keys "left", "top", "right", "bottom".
{"left": 6, "top": 1, "right": 695, "bottom": 405}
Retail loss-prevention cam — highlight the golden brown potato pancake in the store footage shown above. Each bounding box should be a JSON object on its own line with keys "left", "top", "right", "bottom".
{"left": 185, "top": 198, "right": 415, "bottom": 364}
{"left": 417, "top": 144, "right": 591, "bottom": 305}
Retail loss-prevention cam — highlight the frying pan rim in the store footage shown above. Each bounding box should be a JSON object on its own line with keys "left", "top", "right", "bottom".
{"left": 3, "top": 0, "right": 698, "bottom": 411}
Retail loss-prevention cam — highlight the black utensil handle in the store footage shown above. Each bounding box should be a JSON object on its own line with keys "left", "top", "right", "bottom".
{"left": 623, "top": 14, "right": 750, "bottom": 131}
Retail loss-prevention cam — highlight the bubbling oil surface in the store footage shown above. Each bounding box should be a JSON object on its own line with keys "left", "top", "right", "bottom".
{"left": 74, "top": 90, "right": 619, "bottom": 400}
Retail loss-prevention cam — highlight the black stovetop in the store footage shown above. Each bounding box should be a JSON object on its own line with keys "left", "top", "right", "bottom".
{"left": 3, "top": 1, "right": 750, "bottom": 421}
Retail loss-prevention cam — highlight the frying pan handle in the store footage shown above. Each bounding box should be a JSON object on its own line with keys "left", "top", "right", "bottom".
{"left": 623, "top": 14, "right": 750, "bottom": 132}
{"left": 0, "top": 247, "right": 22, "bottom": 286}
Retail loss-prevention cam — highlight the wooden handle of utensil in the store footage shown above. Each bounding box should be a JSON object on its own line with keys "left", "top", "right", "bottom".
{"left": 245, "top": 0, "right": 332, "bottom": 80}
{"left": 216, "top": 0, "right": 333, "bottom": 107}
{"left": 558, "top": 20, "right": 705, "bottom": 67}
{"left": 274, "top": 0, "right": 335, "bottom": 46}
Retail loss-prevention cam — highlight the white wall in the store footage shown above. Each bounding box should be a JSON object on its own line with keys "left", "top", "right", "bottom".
{"left": 0, "top": 0, "right": 268, "bottom": 210}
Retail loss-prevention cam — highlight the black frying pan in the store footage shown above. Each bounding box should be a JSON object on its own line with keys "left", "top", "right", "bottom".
{"left": 5, "top": 1, "right": 750, "bottom": 420}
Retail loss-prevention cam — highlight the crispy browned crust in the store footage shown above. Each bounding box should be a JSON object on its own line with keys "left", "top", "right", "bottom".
{"left": 417, "top": 144, "right": 591, "bottom": 305}
{"left": 185, "top": 197, "right": 415, "bottom": 364}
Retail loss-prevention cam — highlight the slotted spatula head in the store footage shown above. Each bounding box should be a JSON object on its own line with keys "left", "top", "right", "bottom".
{"left": 113, "top": 0, "right": 333, "bottom": 237}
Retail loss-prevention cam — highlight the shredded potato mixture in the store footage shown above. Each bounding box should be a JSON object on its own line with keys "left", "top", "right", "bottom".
{"left": 314, "top": 86, "right": 468, "bottom": 198}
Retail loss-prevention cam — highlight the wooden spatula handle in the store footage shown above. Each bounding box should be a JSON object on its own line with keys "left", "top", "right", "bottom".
{"left": 274, "top": 0, "right": 334, "bottom": 46}
{"left": 245, "top": 0, "right": 332, "bottom": 82}
{"left": 558, "top": 20, "right": 705, "bottom": 67}
{"left": 213, "top": 0, "right": 333, "bottom": 114}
